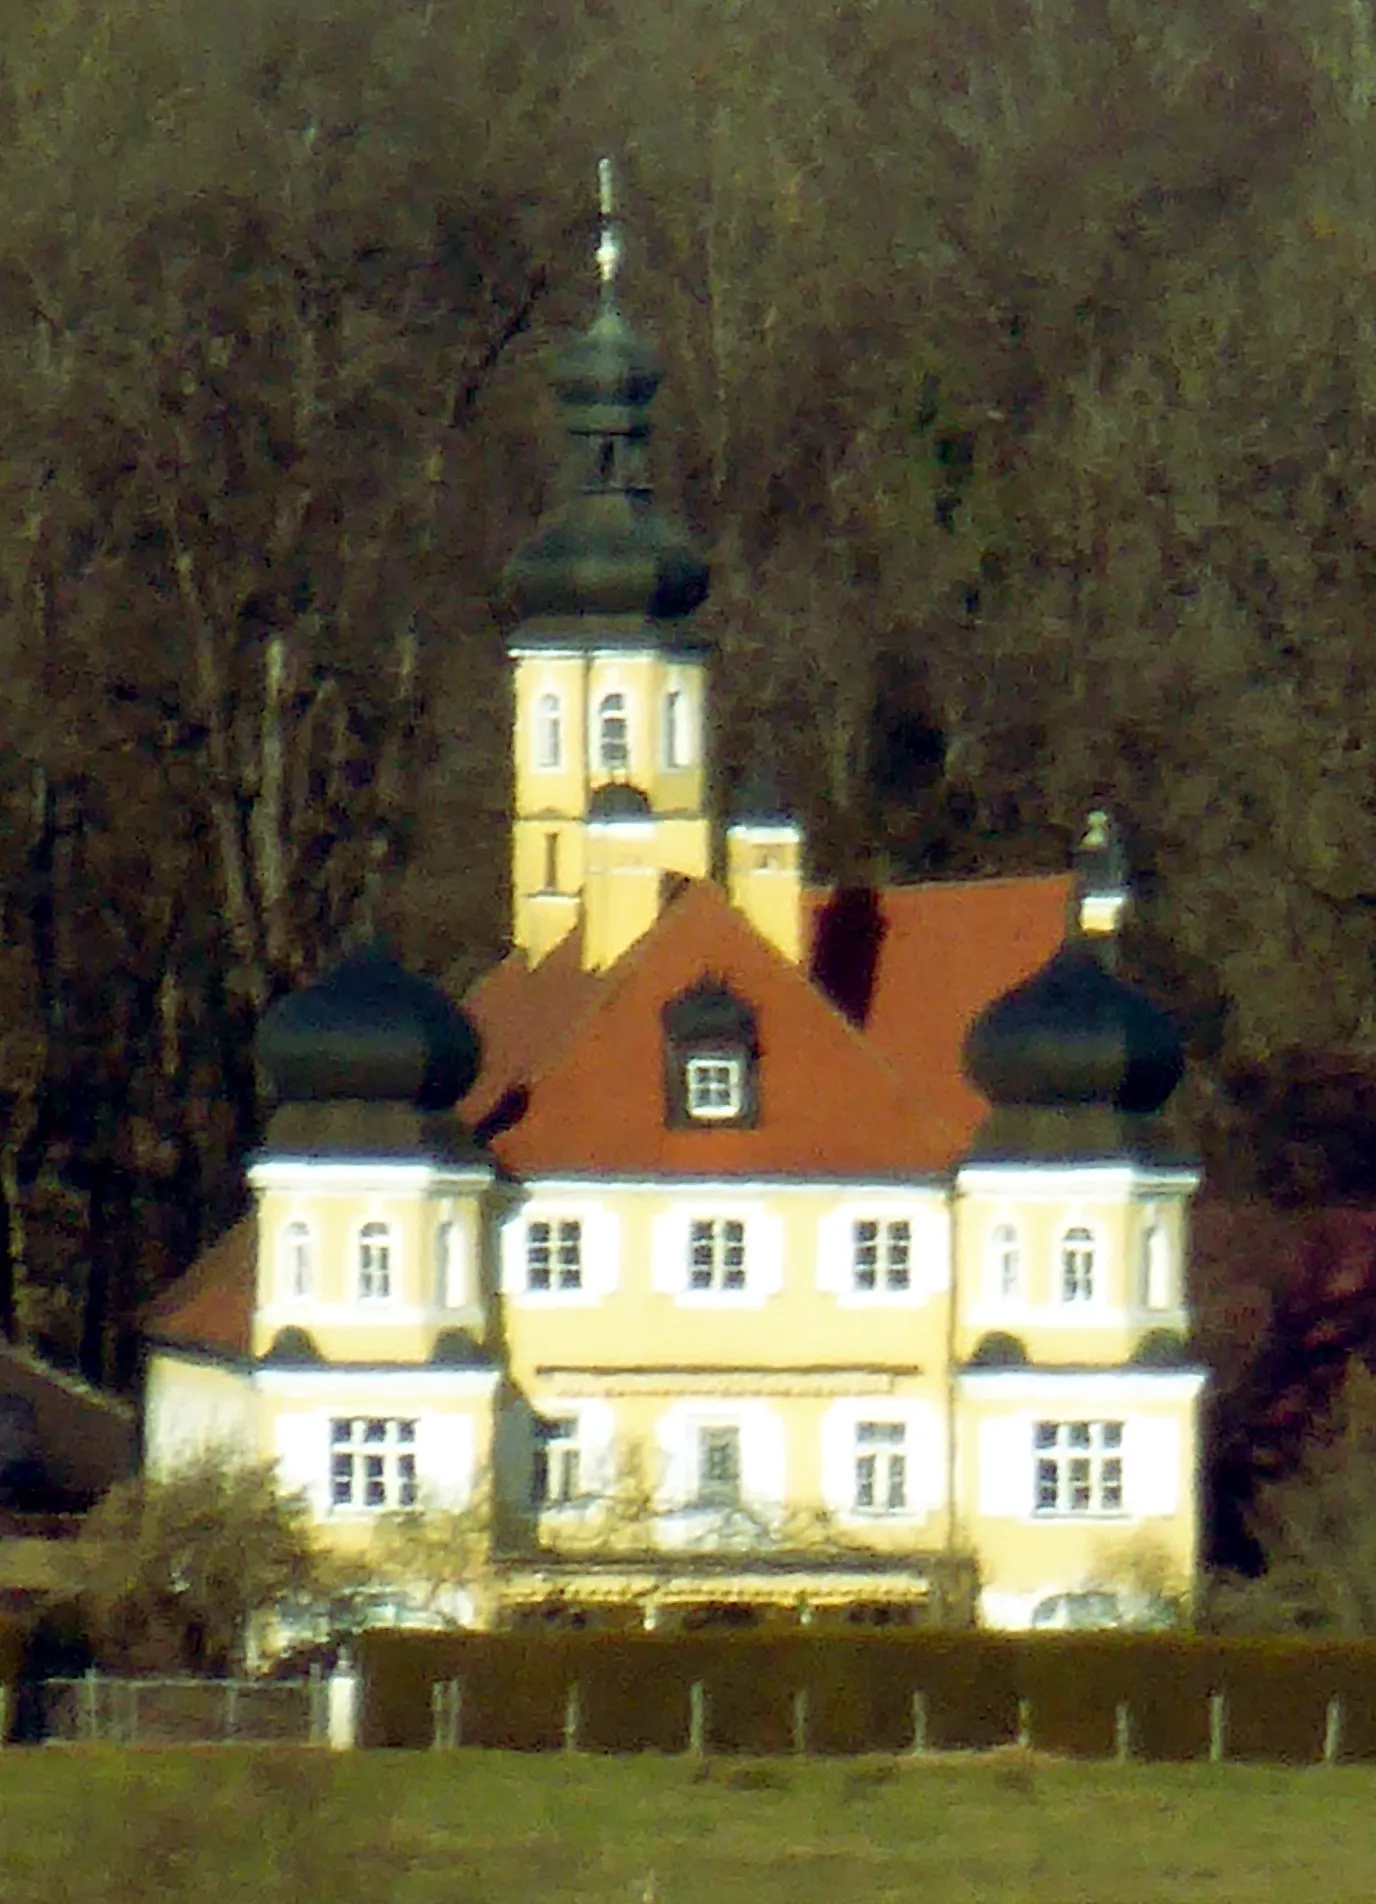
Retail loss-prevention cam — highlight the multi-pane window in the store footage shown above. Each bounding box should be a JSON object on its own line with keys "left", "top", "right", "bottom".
{"left": 281, "top": 1221, "right": 313, "bottom": 1300}
{"left": 689, "top": 1218, "right": 746, "bottom": 1292}
{"left": 532, "top": 1417, "right": 581, "bottom": 1506}
{"left": 330, "top": 1417, "right": 417, "bottom": 1510}
{"left": 697, "top": 1426, "right": 742, "bottom": 1507}
{"left": 1034, "top": 1421, "right": 1123, "bottom": 1515}
{"left": 598, "top": 692, "right": 629, "bottom": 772}
{"left": 1061, "top": 1226, "right": 1096, "bottom": 1303}
{"left": 358, "top": 1222, "right": 393, "bottom": 1301}
{"left": 989, "top": 1222, "right": 1020, "bottom": 1301}
{"left": 854, "top": 1422, "right": 908, "bottom": 1512}
{"left": 535, "top": 692, "right": 562, "bottom": 770}
{"left": 527, "top": 1219, "right": 583, "bottom": 1292}
{"left": 685, "top": 1056, "right": 743, "bottom": 1121}
{"left": 852, "top": 1220, "right": 912, "bottom": 1293}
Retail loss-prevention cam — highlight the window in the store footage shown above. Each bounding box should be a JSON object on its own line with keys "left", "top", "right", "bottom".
{"left": 852, "top": 1219, "right": 912, "bottom": 1293}
{"left": 280, "top": 1221, "right": 313, "bottom": 1300}
{"left": 685, "top": 1056, "right": 744, "bottom": 1121}
{"left": 1034, "top": 1420, "right": 1123, "bottom": 1515}
{"left": 689, "top": 1218, "right": 746, "bottom": 1292}
{"left": 330, "top": 1417, "right": 417, "bottom": 1510}
{"left": 1143, "top": 1224, "right": 1171, "bottom": 1310}
{"left": 1061, "top": 1226, "right": 1096, "bottom": 1303}
{"left": 598, "top": 692, "right": 629, "bottom": 772}
{"left": 436, "top": 1221, "right": 464, "bottom": 1309}
{"left": 534, "top": 692, "right": 562, "bottom": 770}
{"left": 527, "top": 1219, "right": 583, "bottom": 1292}
{"left": 854, "top": 1421, "right": 907, "bottom": 1512}
{"left": 532, "top": 1416, "right": 581, "bottom": 1506}
{"left": 663, "top": 688, "right": 691, "bottom": 768}
{"left": 697, "top": 1426, "right": 741, "bottom": 1507}
{"left": 988, "top": 1222, "right": 1020, "bottom": 1301}
{"left": 543, "top": 831, "right": 560, "bottom": 893}
{"left": 358, "top": 1222, "right": 393, "bottom": 1301}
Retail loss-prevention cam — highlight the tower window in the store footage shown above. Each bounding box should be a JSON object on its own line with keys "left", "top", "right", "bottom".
{"left": 358, "top": 1221, "right": 393, "bottom": 1302}
{"left": 1061, "top": 1226, "right": 1096, "bottom": 1304}
{"left": 1143, "top": 1223, "right": 1172, "bottom": 1310}
{"left": 534, "top": 692, "right": 562, "bottom": 770}
{"left": 988, "top": 1222, "right": 1021, "bottom": 1302}
{"left": 598, "top": 692, "right": 630, "bottom": 772}
{"left": 663, "top": 688, "right": 692, "bottom": 769}
{"left": 280, "top": 1221, "right": 313, "bottom": 1301}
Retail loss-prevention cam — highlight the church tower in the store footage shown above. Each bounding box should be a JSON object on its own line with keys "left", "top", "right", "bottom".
{"left": 503, "top": 163, "right": 711, "bottom": 968}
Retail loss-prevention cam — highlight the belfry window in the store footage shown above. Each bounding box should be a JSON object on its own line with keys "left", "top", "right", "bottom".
{"left": 598, "top": 693, "right": 630, "bottom": 773}
{"left": 281, "top": 1221, "right": 313, "bottom": 1301}
{"left": 534, "top": 693, "right": 562, "bottom": 770}
{"left": 1060, "top": 1226, "right": 1096, "bottom": 1304}
{"left": 358, "top": 1221, "right": 393, "bottom": 1302}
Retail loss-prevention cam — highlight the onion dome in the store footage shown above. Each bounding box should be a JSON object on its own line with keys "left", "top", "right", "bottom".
{"left": 503, "top": 166, "right": 709, "bottom": 629}
{"left": 256, "top": 943, "right": 481, "bottom": 1112}
{"left": 588, "top": 781, "right": 654, "bottom": 821}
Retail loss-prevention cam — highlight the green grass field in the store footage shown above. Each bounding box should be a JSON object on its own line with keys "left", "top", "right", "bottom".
{"left": 0, "top": 1749, "right": 1373, "bottom": 1902}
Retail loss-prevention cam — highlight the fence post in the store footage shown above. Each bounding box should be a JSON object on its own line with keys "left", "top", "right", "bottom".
{"left": 125, "top": 1680, "right": 139, "bottom": 1748}
{"left": 792, "top": 1687, "right": 809, "bottom": 1757}
{"left": 308, "top": 1663, "right": 325, "bottom": 1746}
{"left": 0, "top": 1681, "right": 9, "bottom": 1748}
{"left": 688, "top": 1681, "right": 708, "bottom": 1762}
{"left": 563, "top": 1681, "right": 583, "bottom": 1754}
{"left": 1016, "top": 1697, "right": 1032, "bottom": 1751}
{"left": 225, "top": 1680, "right": 239, "bottom": 1742}
{"left": 1208, "top": 1691, "right": 1226, "bottom": 1765}
{"left": 1114, "top": 1702, "right": 1133, "bottom": 1764}
{"left": 327, "top": 1655, "right": 360, "bottom": 1751}
{"left": 83, "top": 1668, "right": 98, "bottom": 1744}
{"left": 910, "top": 1691, "right": 929, "bottom": 1755}
{"left": 1324, "top": 1696, "right": 1343, "bottom": 1767}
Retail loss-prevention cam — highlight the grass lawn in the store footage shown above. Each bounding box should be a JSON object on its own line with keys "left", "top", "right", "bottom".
{"left": 0, "top": 1748, "right": 1373, "bottom": 1902}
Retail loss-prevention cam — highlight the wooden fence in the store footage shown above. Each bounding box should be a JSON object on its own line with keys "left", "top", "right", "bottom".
{"left": 34, "top": 1669, "right": 329, "bottom": 1746}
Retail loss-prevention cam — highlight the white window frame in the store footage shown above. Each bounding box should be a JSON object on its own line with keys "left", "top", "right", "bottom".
{"left": 1059, "top": 1224, "right": 1097, "bottom": 1304}
{"left": 685, "top": 1055, "right": 744, "bottom": 1121}
{"left": 526, "top": 1218, "right": 583, "bottom": 1292}
{"left": 534, "top": 691, "right": 563, "bottom": 771}
{"left": 329, "top": 1416, "right": 418, "bottom": 1511}
{"left": 531, "top": 1415, "right": 583, "bottom": 1507}
{"left": 279, "top": 1220, "right": 314, "bottom": 1302}
{"left": 357, "top": 1220, "right": 395, "bottom": 1302}
{"left": 597, "top": 691, "right": 630, "bottom": 773}
{"left": 986, "top": 1221, "right": 1021, "bottom": 1303}
{"left": 688, "top": 1217, "right": 746, "bottom": 1293}
{"left": 1033, "top": 1419, "right": 1124, "bottom": 1516}
{"left": 854, "top": 1421, "right": 908, "bottom": 1513}
{"left": 851, "top": 1218, "right": 912, "bottom": 1293}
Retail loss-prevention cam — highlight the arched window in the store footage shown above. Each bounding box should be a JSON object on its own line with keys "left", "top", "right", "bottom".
{"left": 358, "top": 1221, "right": 393, "bottom": 1302}
{"left": 1143, "top": 1223, "right": 1171, "bottom": 1310}
{"left": 1060, "top": 1226, "right": 1096, "bottom": 1304}
{"left": 598, "top": 692, "right": 629, "bottom": 772}
{"left": 988, "top": 1222, "right": 1020, "bottom": 1302}
{"left": 663, "top": 688, "right": 691, "bottom": 769}
{"left": 281, "top": 1221, "right": 313, "bottom": 1301}
{"left": 534, "top": 692, "right": 562, "bottom": 770}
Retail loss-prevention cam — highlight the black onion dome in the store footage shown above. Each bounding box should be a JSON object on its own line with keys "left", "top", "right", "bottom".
{"left": 256, "top": 944, "right": 481, "bottom": 1112}
{"left": 588, "top": 781, "right": 654, "bottom": 820}
{"left": 963, "top": 941, "right": 1183, "bottom": 1116}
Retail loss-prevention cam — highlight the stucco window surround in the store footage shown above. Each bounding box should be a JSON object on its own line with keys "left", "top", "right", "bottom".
{"left": 500, "top": 1203, "right": 619, "bottom": 1307}
{"left": 533, "top": 691, "right": 563, "bottom": 771}
{"left": 272, "top": 1397, "right": 482, "bottom": 1519}
{"left": 820, "top": 1398, "right": 943, "bottom": 1524}
{"left": 973, "top": 1394, "right": 1187, "bottom": 1521}
{"left": 355, "top": 1219, "right": 397, "bottom": 1304}
{"left": 651, "top": 1203, "right": 784, "bottom": 1309}
{"left": 278, "top": 1219, "right": 315, "bottom": 1303}
{"left": 816, "top": 1200, "right": 942, "bottom": 1308}
{"left": 653, "top": 1400, "right": 787, "bottom": 1530}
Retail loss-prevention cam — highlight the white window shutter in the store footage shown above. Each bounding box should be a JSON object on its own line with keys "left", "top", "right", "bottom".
{"left": 416, "top": 1413, "right": 476, "bottom": 1512}
{"left": 498, "top": 1215, "right": 524, "bottom": 1295}
{"left": 1124, "top": 1417, "right": 1182, "bottom": 1518}
{"left": 751, "top": 1212, "right": 785, "bottom": 1297}
{"left": 585, "top": 1206, "right": 621, "bottom": 1297}
{"left": 819, "top": 1403, "right": 857, "bottom": 1512}
{"left": 275, "top": 1412, "right": 328, "bottom": 1516}
{"left": 908, "top": 1403, "right": 945, "bottom": 1513}
{"left": 977, "top": 1415, "right": 1032, "bottom": 1517}
{"left": 650, "top": 1211, "right": 685, "bottom": 1294}
{"left": 815, "top": 1208, "right": 848, "bottom": 1297}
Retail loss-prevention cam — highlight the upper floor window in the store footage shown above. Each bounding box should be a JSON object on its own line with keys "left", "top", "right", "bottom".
{"left": 685, "top": 1056, "right": 743, "bottom": 1121}
{"left": 598, "top": 692, "right": 630, "bottom": 772}
{"left": 854, "top": 1421, "right": 907, "bottom": 1512}
{"left": 1142, "top": 1224, "right": 1171, "bottom": 1310}
{"left": 358, "top": 1221, "right": 393, "bottom": 1302}
{"left": 689, "top": 1218, "right": 746, "bottom": 1292}
{"left": 280, "top": 1221, "right": 313, "bottom": 1301}
{"left": 527, "top": 1219, "right": 583, "bottom": 1292}
{"left": 534, "top": 692, "right": 562, "bottom": 770}
{"left": 1060, "top": 1226, "right": 1096, "bottom": 1304}
{"left": 1034, "top": 1420, "right": 1123, "bottom": 1515}
{"left": 330, "top": 1417, "right": 417, "bottom": 1510}
{"left": 663, "top": 688, "right": 691, "bottom": 768}
{"left": 852, "top": 1219, "right": 911, "bottom": 1293}
{"left": 697, "top": 1425, "right": 742, "bottom": 1507}
{"left": 532, "top": 1416, "right": 581, "bottom": 1506}
{"left": 987, "top": 1222, "right": 1020, "bottom": 1302}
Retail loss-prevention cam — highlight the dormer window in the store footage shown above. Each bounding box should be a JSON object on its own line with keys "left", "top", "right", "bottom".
{"left": 662, "top": 977, "right": 759, "bottom": 1130}
{"left": 686, "top": 1055, "right": 743, "bottom": 1120}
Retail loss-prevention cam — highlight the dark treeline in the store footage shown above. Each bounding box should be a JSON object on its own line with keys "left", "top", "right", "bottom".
{"left": 2, "top": 0, "right": 1376, "bottom": 1439}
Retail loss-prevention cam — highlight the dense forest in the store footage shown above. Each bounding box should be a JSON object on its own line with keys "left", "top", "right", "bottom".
{"left": 2, "top": 0, "right": 1376, "bottom": 1478}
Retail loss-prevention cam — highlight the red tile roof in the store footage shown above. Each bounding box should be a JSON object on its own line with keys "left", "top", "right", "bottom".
{"left": 145, "top": 1216, "right": 256, "bottom": 1359}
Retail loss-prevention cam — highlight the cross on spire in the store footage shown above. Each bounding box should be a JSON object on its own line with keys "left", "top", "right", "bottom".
{"left": 596, "top": 155, "right": 621, "bottom": 303}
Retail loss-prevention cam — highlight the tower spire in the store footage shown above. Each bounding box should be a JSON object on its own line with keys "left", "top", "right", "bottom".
{"left": 596, "top": 156, "right": 621, "bottom": 307}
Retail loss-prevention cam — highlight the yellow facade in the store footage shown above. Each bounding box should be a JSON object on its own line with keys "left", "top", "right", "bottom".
{"left": 725, "top": 824, "right": 805, "bottom": 964}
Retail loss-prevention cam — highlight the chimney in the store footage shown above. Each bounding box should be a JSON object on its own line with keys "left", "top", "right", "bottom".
{"left": 582, "top": 785, "right": 661, "bottom": 971}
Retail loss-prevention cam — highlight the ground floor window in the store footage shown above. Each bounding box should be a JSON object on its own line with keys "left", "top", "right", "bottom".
{"left": 532, "top": 1416, "right": 582, "bottom": 1506}
{"left": 330, "top": 1417, "right": 417, "bottom": 1509}
{"left": 697, "top": 1425, "right": 742, "bottom": 1506}
{"left": 854, "top": 1421, "right": 908, "bottom": 1511}
{"left": 1033, "top": 1419, "right": 1123, "bottom": 1514}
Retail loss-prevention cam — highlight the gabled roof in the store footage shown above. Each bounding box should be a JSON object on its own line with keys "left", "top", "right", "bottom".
{"left": 465, "top": 879, "right": 962, "bottom": 1178}
{"left": 145, "top": 1216, "right": 255, "bottom": 1361}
